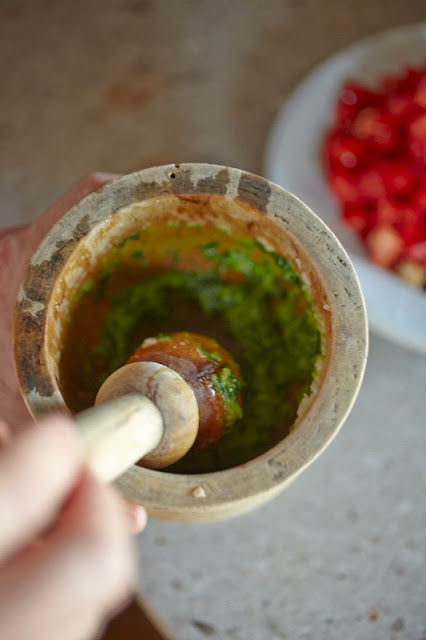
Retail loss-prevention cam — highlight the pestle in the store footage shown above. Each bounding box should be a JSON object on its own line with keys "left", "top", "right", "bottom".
{"left": 73, "top": 332, "right": 242, "bottom": 483}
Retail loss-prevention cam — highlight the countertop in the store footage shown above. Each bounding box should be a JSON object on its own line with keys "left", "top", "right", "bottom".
{"left": 2, "top": 1, "right": 425, "bottom": 639}
{"left": 137, "top": 333, "right": 425, "bottom": 640}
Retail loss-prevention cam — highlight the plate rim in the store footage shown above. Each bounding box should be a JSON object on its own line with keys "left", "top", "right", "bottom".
{"left": 264, "top": 22, "right": 426, "bottom": 354}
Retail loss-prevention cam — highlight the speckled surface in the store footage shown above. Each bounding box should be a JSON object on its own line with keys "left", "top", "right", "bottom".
{"left": 2, "top": 1, "right": 425, "bottom": 639}
{"left": 137, "top": 334, "right": 425, "bottom": 640}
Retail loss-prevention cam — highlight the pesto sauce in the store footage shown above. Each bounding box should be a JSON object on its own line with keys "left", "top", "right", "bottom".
{"left": 210, "top": 367, "right": 243, "bottom": 428}
{"left": 60, "top": 223, "right": 323, "bottom": 473}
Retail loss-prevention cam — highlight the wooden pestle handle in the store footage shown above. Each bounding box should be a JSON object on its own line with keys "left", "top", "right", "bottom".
{"left": 75, "top": 394, "right": 163, "bottom": 483}
{"left": 74, "top": 362, "right": 199, "bottom": 482}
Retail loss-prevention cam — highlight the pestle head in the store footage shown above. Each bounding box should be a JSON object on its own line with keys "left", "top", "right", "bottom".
{"left": 94, "top": 333, "right": 243, "bottom": 469}
{"left": 95, "top": 361, "right": 199, "bottom": 469}
{"left": 128, "top": 332, "right": 243, "bottom": 454}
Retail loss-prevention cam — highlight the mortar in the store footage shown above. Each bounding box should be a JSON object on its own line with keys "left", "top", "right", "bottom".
{"left": 13, "top": 164, "right": 368, "bottom": 522}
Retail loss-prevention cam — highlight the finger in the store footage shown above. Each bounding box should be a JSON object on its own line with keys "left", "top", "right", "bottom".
{"left": 27, "top": 172, "right": 122, "bottom": 252}
{"left": 0, "top": 472, "right": 136, "bottom": 640}
{"left": 0, "top": 224, "right": 28, "bottom": 241}
{"left": 124, "top": 501, "right": 148, "bottom": 534}
{"left": 0, "top": 419, "right": 10, "bottom": 449}
{"left": 0, "top": 223, "right": 35, "bottom": 428}
{"left": 0, "top": 173, "right": 120, "bottom": 429}
{"left": 0, "top": 416, "right": 81, "bottom": 561}
{"left": 54, "top": 470, "right": 137, "bottom": 607}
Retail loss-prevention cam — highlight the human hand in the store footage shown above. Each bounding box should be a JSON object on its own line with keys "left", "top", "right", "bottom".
{"left": 0, "top": 173, "right": 147, "bottom": 532}
{"left": 0, "top": 173, "right": 120, "bottom": 428}
{"left": 0, "top": 415, "right": 137, "bottom": 640}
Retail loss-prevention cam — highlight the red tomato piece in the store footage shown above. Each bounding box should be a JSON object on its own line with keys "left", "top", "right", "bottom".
{"left": 380, "top": 66, "right": 423, "bottom": 97}
{"left": 352, "top": 107, "right": 401, "bottom": 151}
{"left": 387, "top": 94, "right": 417, "bottom": 121}
{"left": 322, "top": 65, "right": 426, "bottom": 287}
{"left": 366, "top": 225, "right": 405, "bottom": 268}
{"left": 413, "top": 184, "right": 426, "bottom": 211}
{"left": 323, "top": 132, "right": 366, "bottom": 170}
{"left": 356, "top": 168, "right": 387, "bottom": 201}
{"left": 342, "top": 203, "right": 374, "bottom": 235}
{"left": 378, "top": 157, "right": 423, "bottom": 197}
{"left": 391, "top": 205, "right": 423, "bottom": 246}
{"left": 335, "top": 81, "right": 383, "bottom": 127}
{"left": 407, "top": 240, "right": 426, "bottom": 266}
{"left": 375, "top": 197, "right": 403, "bottom": 227}
{"left": 326, "top": 170, "right": 361, "bottom": 204}
{"left": 408, "top": 112, "right": 426, "bottom": 162}
{"left": 414, "top": 75, "right": 426, "bottom": 109}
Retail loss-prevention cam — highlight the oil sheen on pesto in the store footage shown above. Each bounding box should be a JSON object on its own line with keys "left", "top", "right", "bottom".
{"left": 60, "top": 223, "right": 323, "bottom": 473}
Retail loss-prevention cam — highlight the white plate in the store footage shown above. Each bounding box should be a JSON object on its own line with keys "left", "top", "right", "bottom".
{"left": 265, "top": 23, "right": 426, "bottom": 354}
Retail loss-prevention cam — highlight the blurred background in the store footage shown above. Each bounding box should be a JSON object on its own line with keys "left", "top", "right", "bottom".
{"left": 2, "top": 2, "right": 425, "bottom": 639}
{"left": 1, "top": 0, "right": 425, "bottom": 225}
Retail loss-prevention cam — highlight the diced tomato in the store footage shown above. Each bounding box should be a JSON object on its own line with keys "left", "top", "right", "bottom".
{"left": 375, "top": 197, "right": 403, "bottom": 227}
{"left": 387, "top": 94, "right": 416, "bottom": 120}
{"left": 356, "top": 168, "right": 387, "bottom": 201}
{"left": 326, "top": 170, "right": 361, "bottom": 204}
{"left": 407, "top": 112, "right": 426, "bottom": 162}
{"left": 352, "top": 107, "right": 402, "bottom": 151}
{"left": 413, "top": 184, "right": 426, "bottom": 211}
{"left": 378, "top": 157, "right": 423, "bottom": 196}
{"left": 393, "top": 206, "right": 423, "bottom": 246}
{"left": 380, "top": 71, "right": 406, "bottom": 96}
{"left": 335, "top": 81, "right": 384, "bottom": 127}
{"left": 322, "top": 65, "right": 426, "bottom": 288}
{"left": 380, "top": 66, "right": 423, "bottom": 97}
{"left": 407, "top": 240, "right": 426, "bottom": 266}
{"left": 414, "top": 75, "right": 426, "bottom": 109}
{"left": 323, "top": 132, "right": 366, "bottom": 170}
{"left": 342, "top": 203, "right": 374, "bottom": 235}
{"left": 366, "top": 225, "right": 405, "bottom": 268}
{"left": 374, "top": 198, "right": 424, "bottom": 247}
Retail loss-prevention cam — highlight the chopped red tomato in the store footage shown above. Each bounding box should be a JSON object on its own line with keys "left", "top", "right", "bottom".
{"left": 356, "top": 168, "right": 387, "bottom": 201}
{"left": 335, "top": 81, "right": 384, "bottom": 127}
{"left": 352, "top": 107, "right": 401, "bottom": 151}
{"left": 322, "top": 64, "right": 426, "bottom": 289}
{"left": 327, "top": 170, "right": 361, "bottom": 204}
{"left": 407, "top": 112, "right": 426, "bottom": 162}
{"left": 323, "top": 131, "right": 366, "bottom": 170}
{"left": 342, "top": 203, "right": 374, "bottom": 235}
{"left": 407, "top": 240, "right": 426, "bottom": 266}
{"left": 414, "top": 184, "right": 426, "bottom": 211}
{"left": 366, "top": 226, "right": 404, "bottom": 269}
{"left": 387, "top": 94, "right": 416, "bottom": 120}
{"left": 375, "top": 197, "right": 405, "bottom": 227}
{"left": 414, "top": 75, "right": 426, "bottom": 109}
{"left": 379, "top": 156, "right": 423, "bottom": 196}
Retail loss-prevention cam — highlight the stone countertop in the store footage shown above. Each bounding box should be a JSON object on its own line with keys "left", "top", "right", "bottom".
{"left": 1, "top": 1, "right": 425, "bottom": 639}
{"left": 137, "top": 333, "right": 425, "bottom": 640}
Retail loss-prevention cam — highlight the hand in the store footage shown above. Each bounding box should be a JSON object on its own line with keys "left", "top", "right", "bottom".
{"left": 0, "top": 174, "right": 148, "bottom": 638}
{"left": 0, "top": 415, "right": 137, "bottom": 640}
{"left": 0, "top": 172, "right": 148, "bottom": 529}
{"left": 0, "top": 173, "right": 119, "bottom": 429}
{"left": 0, "top": 172, "right": 146, "bottom": 527}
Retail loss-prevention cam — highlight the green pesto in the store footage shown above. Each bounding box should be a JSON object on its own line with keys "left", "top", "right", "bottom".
{"left": 143, "top": 333, "right": 243, "bottom": 428}
{"left": 78, "top": 278, "right": 96, "bottom": 296}
{"left": 60, "top": 223, "right": 323, "bottom": 473}
{"left": 211, "top": 368, "right": 243, "bottom": 428}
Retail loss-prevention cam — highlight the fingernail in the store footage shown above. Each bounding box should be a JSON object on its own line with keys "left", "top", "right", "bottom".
{"left": 127, "top": 504, "right": 148, "bottom": 534}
